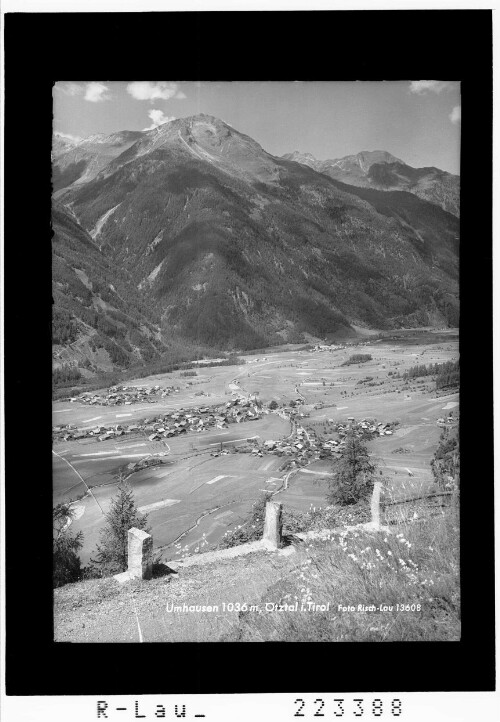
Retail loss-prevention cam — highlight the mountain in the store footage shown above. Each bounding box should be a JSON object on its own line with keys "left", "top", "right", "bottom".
{"left": 282, "top": 150, "right": 460, "bottom": 217}
{"left": 52, "top": 201, "right": 169, "bottom": 372}
{"left": 52, "top": 130, "right": 144, "bottom": 193}
{"left": 52, "top": 115, "right": 459, "bottom": 370}
{"left": 282, "top": 150, "right": 402, "bottom": 184}
{"left": 366, "top": 161, "right": 460, "bottom": 217}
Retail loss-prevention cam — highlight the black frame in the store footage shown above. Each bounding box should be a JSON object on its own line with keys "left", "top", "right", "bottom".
{"left": 4, "top": 9, "right": 494, "bottom": 696}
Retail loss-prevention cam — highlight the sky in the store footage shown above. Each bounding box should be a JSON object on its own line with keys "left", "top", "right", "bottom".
{"left": 53, "top": 80, "right": 461, "bottom": 174}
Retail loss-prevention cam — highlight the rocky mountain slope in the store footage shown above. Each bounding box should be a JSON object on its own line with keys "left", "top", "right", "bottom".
{"left": 282, "top": 150, "right": 460, "bottom": 217}
{"left": 52, "top": 202, "right": 168, "bottom": 371}
{"left": 53, "top": 115, "right": 459, "bottom": 369}
{"left": 52, "top": 131, "right": 144, "bottom": 193}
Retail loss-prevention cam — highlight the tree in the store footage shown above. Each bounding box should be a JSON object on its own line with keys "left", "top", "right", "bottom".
{"left": 269, "top": 399, "right": 278, "bottom": 410}
{"left": 327, "top": 431, "right": 376, "bottom": 505}
{"left": 91, "top": 480, "right": 150, "bottom": 576}
{"left": 431, "top": 425, "right": 460, "bottom": 489}
{"left": 53, "top": 503, "right": 84, "bottom": 587}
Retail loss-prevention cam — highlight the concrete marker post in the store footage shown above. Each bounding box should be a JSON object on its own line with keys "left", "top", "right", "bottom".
{"left": 263, "top": 500, "right": 283, "bottom": 549}
{"left": 128, "top": 527, "right": 153, "bottom": 580}
{"left": 370, "top": 481, "right": 382, "bottom": 531}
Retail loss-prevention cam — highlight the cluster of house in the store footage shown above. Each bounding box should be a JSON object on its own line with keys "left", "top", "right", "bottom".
{"left": 53, "top": 422, "right": 137, "bottom": 442}
{"left": 437, "top": 415, "right": 457, "bottom": 427}
{"left": 145, "top": 397, "right": 264, "bottom": 441}
{"left": 233, "top": 415, "right": 402, "bottom": 470}
{"left": 309, "top": 344, "right": 346, "bottom": 352}
{"left": 53, "top": 396, "right": 264, "bottom": 443}
{"left": 67, "top": 384, "right": 178, "bottom": 406}
{"left": 235, "top": 424, "right": 319, "bottom": 464}
{"left": 308, "top": 340, "right": 374, "bottom": 353}
{"left": 331, "top": 418, "right": 397, "bottom": 439}
{"left": 124, "top": 457, "right": 165, "bottom": 475}
{"left": 251, "top": 417, "right": 399, "bottom": 464}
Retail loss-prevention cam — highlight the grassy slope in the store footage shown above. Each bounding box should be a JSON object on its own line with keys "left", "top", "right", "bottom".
{"left": 228, "top": 502, "right": 460, "bottom": 641}
{"left": 54, "top": 501, "right": 460, "bottom": 642}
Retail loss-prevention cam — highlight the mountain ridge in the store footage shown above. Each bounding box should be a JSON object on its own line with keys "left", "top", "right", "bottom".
{"left": 52, "top": 114, "right": 459, "bottom": 372}
{"left": 282, "top": 149, "right": 459, "bottom": 217}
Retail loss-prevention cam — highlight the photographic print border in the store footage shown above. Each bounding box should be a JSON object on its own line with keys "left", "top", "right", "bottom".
{"left": 4, "top": 8, "right": 494, "bottom": 696}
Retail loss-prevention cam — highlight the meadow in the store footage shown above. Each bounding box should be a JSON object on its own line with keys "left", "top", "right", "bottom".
{"left": 53, "top": 331, "right": 458, "bottom": 568}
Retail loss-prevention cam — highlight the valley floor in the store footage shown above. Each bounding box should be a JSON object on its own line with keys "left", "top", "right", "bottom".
{"left": 53, "top": 332, "right": 459, "bottom": 568}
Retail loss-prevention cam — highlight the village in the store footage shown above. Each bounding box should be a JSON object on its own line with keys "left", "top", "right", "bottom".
{"left": 53, "top": 379, "right": 407, "bottom": 475}
{"left": 241, "top": 416, "right": 401, "bottom": 470}
{"left": 64, "top": 383, "right": 177, "bottom": 406}
{"left": 53, "top": 392, "right": 267, "bottom": 444}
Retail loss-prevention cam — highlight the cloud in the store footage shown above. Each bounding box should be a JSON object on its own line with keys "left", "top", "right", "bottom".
{"left": 55, "top": 81, "right": 112, "bottom": 101}
{"left": 56, "top": 82, "right": 84, "bottom": 97}
{"left": 409, "top": 80, "right": 452, "bottom": 95}
{"left": 449, "top": 105, "right": 461, "bottom": 124}
{"left": 54, "top": 131, "right": 82, "bottom": 144}
{"left": 143, "top": 109, "right": 176, "bottom": 130}
{"left": 84, "top": 82, "right": 111, "bottom": 102}
{"left": 127, "top": 81, "right": 186, "bottom": 101}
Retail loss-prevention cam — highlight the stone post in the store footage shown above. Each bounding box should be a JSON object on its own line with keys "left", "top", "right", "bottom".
{"left": 263, "top": 501, "right": 283, "bottom": 549}
{"left": 128, "top": 527, "right": 153, "bottom": 580}
{"left": 370, "top": 481, "right": 382, "bottom": 531}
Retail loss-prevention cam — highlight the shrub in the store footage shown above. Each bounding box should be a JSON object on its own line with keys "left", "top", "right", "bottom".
{"left": 226, "top": 503, "right": 460, "bottom": 642}
{"left": 341, "top": 354, "right": 372, "bottom": 366}
{"left": 431, "top": 425, "right": 460, "bottom": 489}
{"left": 53, "top": 364, "right": 82, "bottom": 386}
{"left": 53, "top": 504, "right": 83, "bottom": 587}
{"left": 52, "top": 307, "right": 79, "bottom": 345}
{"left": 218, "top": 491, "right": 272, "bottom": 549}
{"left": 217, "top": 492, "right": 310, "bottom": 549}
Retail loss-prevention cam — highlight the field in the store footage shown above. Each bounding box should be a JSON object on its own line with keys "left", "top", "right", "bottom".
{"left": 53, "top": 329, "right": 459, "bottom": 566}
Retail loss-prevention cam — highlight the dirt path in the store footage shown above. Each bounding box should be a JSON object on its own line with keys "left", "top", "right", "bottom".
{"left": 52, "top": 449, "right": 106, "bottom": 515}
